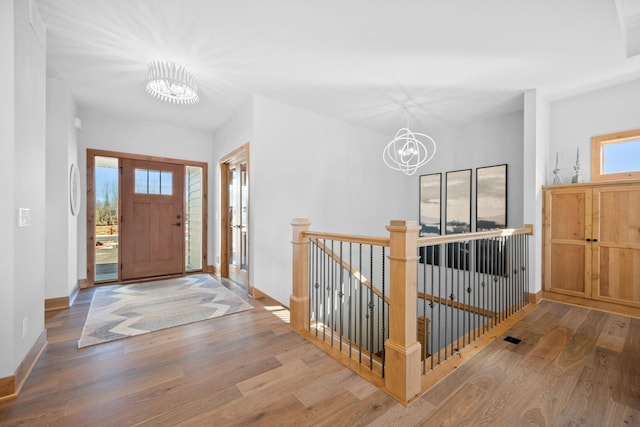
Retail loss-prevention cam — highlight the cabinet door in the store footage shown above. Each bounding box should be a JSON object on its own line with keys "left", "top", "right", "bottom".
{"left": 543, "top": 188, "right": 592, "bottom": 297}
{"left": 593, "top": 185, "right": 640, "bottom": 307}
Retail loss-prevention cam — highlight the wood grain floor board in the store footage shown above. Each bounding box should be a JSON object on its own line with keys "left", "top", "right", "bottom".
{"left": 617, "top": 317, "right": 640, "bottom": 410}
{"left": 1, "top": 290, "right": 639, "bottom": 426}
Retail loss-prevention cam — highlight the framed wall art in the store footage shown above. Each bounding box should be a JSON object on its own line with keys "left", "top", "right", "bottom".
{"left": 445, "top": 169, "right": 471, "bottom": 234}
{"left": 419, "top": 173, "right": 441, "bottom": 265}
{"left": 476, "top": 164, "right": 507, "bottom": 231}
{"left": 419, "top": 173, "right": 441, "bottom": 236}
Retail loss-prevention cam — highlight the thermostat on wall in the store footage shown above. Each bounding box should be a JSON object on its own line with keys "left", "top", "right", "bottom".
{"left": 18, "top": 208, "right": 31, "bottom": 227}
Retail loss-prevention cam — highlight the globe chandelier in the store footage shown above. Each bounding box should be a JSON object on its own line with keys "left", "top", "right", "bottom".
{"left": 146, "top": 61, "right": 199, "bottom": 105}
{"left": 383, "top": 109, "right": 436, "bottom": 175}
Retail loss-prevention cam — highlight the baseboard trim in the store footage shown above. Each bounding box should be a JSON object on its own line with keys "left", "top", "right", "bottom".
{"left": 206, "top": 265, "right": 216, "bottom": 274}
{"left": 541, "top": 291, "right": 640, "bottom": 319}
{"left": 526, "top": 290, "right": 543, "bottom": 304}
{"left": 0, "top": 375, "right": 15, "bottom": 401}
{"left": 78, "top": 278, "right": 89, "bottom": 289}
{"left": 69, "top": 285, "right": 79, "bottom": 307}
{"left": 252, "top": 287, "right": 268, "bottom": 299}
{"left": 45, "top": 296, "right": 69, "bottom": 312}
{"left": 0, "top": 329, "right": 47, "bottom": 401}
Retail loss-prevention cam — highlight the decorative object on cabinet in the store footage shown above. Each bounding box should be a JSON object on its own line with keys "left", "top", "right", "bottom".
{"left": 476, "top": 164, "right": 507, "bottom": 231}
{"left": 553, "top": 152, "right": 562, "bottom": 185}
{"left": 571, "top": 148, "right": 582, "bottom": 183}
{"left": 543, "top": 180, "right": 640, "bottom": 311}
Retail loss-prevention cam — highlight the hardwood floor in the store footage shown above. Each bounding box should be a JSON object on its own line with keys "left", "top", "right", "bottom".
{"left": 1, "top": 278, "right": 639, "bottom": 426}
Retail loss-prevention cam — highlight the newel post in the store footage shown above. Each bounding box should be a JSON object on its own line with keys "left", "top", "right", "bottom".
{"left": 290, "top": 218, "right": 311, "bottom": 331}
{"left": 385, "top": 220, "right": 421, "bottom": 402}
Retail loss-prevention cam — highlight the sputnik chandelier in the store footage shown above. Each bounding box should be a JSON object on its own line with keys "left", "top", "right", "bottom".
{"left": 382, "top": 109, "right": 436, "bottom": 175}
{"left": 146, "top": 61, "right": 199, "bottom": 105}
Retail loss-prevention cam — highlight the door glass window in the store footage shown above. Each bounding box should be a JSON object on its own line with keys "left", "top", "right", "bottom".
{"left": 135, "top": 168, "right": 173, "bottom": 195}
{"left": 185, "top": 166, "right": 203, "bottom": 272}
{"left": 95, "top": 156, "right": 119, "bottom": 282}
{"left": 241, "top": 163, "right": 248, "bottom": 270}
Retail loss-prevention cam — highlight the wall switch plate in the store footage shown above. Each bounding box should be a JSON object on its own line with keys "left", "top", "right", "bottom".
{"left": 18, "top": 208, "right": 31, "bottom": 227}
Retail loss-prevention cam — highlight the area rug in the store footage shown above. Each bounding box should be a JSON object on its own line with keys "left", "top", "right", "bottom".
{"left": 78, "top": 274, "right": 253, "bottom": 348}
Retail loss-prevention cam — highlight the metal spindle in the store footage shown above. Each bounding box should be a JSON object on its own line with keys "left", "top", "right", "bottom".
{"left": 348, "top": 243, "right": 353, "bottom": 358}
{"left": 381, "top": 246, "right": 386, "bottom": 378}
{"left": 358, "top": 243, "right": 363, "bottom": 364}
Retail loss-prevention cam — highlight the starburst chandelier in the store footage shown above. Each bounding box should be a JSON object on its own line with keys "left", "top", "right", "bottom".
{"left": 146, "top": 61, "right": 199, "bottom": 105}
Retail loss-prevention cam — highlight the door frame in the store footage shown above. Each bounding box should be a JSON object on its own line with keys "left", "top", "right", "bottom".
{"left": 86, "top": 149, "right": 208, "bottom": 287}
{"left": 219, "top": 143, "right": 251, "bottom": 296}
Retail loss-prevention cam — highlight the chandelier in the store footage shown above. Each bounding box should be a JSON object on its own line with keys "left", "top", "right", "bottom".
{"left": 145, "top": 61, "right": 199, "bottom": 105}
{"left": 382, "top": 113, "right": 436, "bottom": 175}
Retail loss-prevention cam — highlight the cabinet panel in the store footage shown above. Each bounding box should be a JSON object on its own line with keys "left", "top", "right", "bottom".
{"left": 549, "top": 243, "right": 588, "bottom": 295}
{"left": 597, "top": 188, "right": 640, "bottom": 245}
{"left": 597, "top": 247, "right": 640, "bottom": 306}
{"left": 550, "top": 192, "right": 587, "bottom": 240}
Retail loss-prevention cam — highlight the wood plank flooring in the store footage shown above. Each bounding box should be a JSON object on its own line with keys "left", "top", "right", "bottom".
{"left": 1, "top": 278, "right": 639, "bottom": 426}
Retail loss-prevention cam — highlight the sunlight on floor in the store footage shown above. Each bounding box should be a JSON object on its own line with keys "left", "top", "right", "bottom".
{"left": 263, "top": 305, "right": 291, "bottom": 323}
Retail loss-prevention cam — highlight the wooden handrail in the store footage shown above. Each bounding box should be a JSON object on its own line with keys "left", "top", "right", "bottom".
{"left": 417, "top": 291, "right": 497, "bottom": 318}
{"left": 416, "top": 224, "right": 533, "bottom": 247}
{"left": 303, "top": 231, "right": 390, "bottom": 247}
{"left": 311, "top": 238, "right": 390, "bottom": 304}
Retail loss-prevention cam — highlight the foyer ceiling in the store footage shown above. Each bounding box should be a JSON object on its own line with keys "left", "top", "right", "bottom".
{"left": 36, "top": 0, "right": 640, "bottom": 136}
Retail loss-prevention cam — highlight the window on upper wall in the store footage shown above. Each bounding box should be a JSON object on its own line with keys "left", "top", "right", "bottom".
{"left": 591, "top": 128, "right": 640, "bottom": 181}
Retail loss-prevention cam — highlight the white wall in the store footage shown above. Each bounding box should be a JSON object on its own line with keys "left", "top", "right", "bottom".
{"left": 77, "top": 109, "right": 215, "bottom": 280}
{"left": 407, "top": 109, "right": 525, "bottom": 230}
{"left": 0, "top": 0, "right": 16, "bottom": 378}
{"left": 10, "top": 0, "right": 46, "bottom": 374}
{"left": 46, "top": 78, "right": 78, "bottom": 299}
{"left": 550, "top": 78, "right": 640, "bottom": 184}
{"left": 524, "top": 89, "right": 550, "bottom": 294}
{"left": 250, "top": 96, "right": 410, "bottom": 305}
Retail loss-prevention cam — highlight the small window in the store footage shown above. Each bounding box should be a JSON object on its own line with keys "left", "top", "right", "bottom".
{"left": 591, "top": 129, "right": 640, "bottom": 181}
{"left": 135, "top": 168, "right": 173, "bottom": 195}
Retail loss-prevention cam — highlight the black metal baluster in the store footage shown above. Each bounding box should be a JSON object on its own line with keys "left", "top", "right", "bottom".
{"left": 358, "top": 243, "right": 363, "bottom": 364}
{"left": 491, "top": 237, "right": 497, "bottom": 329}
{"left": 422, "top": 246, "right": 427, "bottom": 374}
{"left": 313, "top": 240, "right": 318, "bottom": 335}
{"left": 484, "top": 238, "right": 488, "bottom": 334}
{"left": 524, "top": 233, "right": 530, "bottom": 306}
{"left": 322, "top": 239, "right": 327, "bottom": 342}
{"left": 369, "top": 244, "right": 374, "bottom": 370}
{"left": 430, "top": 245, "right": 435, "bottom": 371}
{"left": 437, "top": 243, "right": 442, "bottom": 366}
{"left": 450, "top": 241, "right": 455, "bottom": 356}
{"left": 381, "top": 246, "right": 386, "bottom": 378}
{"left": 348, "top": 243, "right": 353, "bottom": 358}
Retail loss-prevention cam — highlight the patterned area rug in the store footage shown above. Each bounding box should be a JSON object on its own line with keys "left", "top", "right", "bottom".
{"left": 78, "top": 274, "right": 253, "bottom": 348}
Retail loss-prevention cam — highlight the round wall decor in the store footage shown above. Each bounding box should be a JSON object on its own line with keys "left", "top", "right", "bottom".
{"left": 70, "top": 163, "right": 81, "bottom": 216}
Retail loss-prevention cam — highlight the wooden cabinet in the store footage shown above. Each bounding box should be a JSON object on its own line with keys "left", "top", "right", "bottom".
{"left": 543, "top": 180, "right": 640, "bottom": 308}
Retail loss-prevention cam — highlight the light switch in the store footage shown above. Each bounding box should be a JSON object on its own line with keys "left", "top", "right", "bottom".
{"left": 18, "top": 208, "right": 30, "bottom": 227}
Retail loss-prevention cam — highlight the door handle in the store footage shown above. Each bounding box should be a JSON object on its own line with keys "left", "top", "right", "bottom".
{"left": 174, "top": 222, "right": 182, "bottom": 226}
{"left": 586, "top": 238, "right": 592, "bottom": 242}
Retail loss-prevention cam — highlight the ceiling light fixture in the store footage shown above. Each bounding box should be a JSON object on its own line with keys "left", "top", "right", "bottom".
{"left": 146, "top": 61, "right": 199, "bottom": 105}
{"left": 383, "top": 108, "right": 436, "bottom": 175}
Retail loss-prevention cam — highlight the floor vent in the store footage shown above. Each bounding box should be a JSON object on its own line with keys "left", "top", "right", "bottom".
{"left": 504, "top": 336, "right": 521, "bottom": 344}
